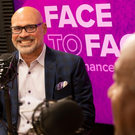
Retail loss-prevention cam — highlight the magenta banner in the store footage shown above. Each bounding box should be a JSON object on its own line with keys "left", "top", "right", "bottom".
{"left": 13, "top": 0, "right": 135, "bottom": 124}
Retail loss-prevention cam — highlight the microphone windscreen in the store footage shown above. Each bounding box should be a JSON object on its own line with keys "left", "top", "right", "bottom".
{"left": 0, "top": 53, "right": 13, "bottom": 60}
{"left": 0, "top": 53, "right": 17, "bottom": 84}
{"left": 40, "top": 100, "right": 83, "bottom": 135}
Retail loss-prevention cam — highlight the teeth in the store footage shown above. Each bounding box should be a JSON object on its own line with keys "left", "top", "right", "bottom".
{"left": 21, "top": 40, "right": 32, "bottom": 44}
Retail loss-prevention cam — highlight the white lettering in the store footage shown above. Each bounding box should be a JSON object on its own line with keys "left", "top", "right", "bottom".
{"left": 59, "top": 5, "right": 77, "bottom": 27}
{"left": 48, "top": 34, "right": 62, "bottom": 50}
{"left": 85, "top": 34, "right": 100, "bottom": 56}
{"left": 96, "top": 3, "right": 112, "bottom": 27}
{"left": 101, "top": 34, "right": 120, "bottom": 57}
{"left": 63, "top": 34, "right": 82, "bottom": 55}
{"left": 44, "top": 6, "right": 58, "bottom": 28}
{"left": 76, "top": 4, "right": 95, "bottom": 27}
{"left": 85, "top": 63, "right": 114, "bottom": 72}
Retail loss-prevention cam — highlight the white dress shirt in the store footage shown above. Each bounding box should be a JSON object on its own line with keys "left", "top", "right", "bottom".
{"left": 17, "top": 45, "right": 46, "bottom": 134}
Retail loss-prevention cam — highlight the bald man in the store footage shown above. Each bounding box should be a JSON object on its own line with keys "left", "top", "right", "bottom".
{"left": 0, "top": 6, "right": 95, "bottom": 135}
{"left": 108, "top": 34, "right": 135, "bottom": 135}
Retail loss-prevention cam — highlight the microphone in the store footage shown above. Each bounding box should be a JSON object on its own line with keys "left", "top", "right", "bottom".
{"left": 0, "top": 53, "right": 17, "bottom": 134}
{"left": 0, "top": 53, "right": 17, "bottom": 85}
{"left": 32, "top": 98, "right": 83, "bottom": 135}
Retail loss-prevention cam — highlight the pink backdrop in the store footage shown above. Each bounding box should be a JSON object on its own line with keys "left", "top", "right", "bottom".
{"left": 13, "top": 0, "right": 135, "bottom": 124}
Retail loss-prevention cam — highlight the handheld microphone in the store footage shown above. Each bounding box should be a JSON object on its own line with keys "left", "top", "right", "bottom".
{"left": 32, "top": 99, "right": 83, "bottom": 135}
{"left": 0, "top": 53, "right": 17, "bottom": 85}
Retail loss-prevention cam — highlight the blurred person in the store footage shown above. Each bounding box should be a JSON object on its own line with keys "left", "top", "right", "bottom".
{"left": 108, "top": 34, "right": 135, "bottom": 135}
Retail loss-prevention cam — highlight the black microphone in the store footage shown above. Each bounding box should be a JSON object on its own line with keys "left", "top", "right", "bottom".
{"left": 0, "top": 53, "right": 17, "bottom": 134}
{"left": 0, "top": 53, "right": 17, "bottom": 85}
{"left": 32, "top": 99, "right": 83, "bottom": 135}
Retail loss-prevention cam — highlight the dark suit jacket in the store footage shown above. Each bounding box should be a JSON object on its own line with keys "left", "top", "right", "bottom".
{"left": 0, "top": 46, "right": 95, "bottom": 135}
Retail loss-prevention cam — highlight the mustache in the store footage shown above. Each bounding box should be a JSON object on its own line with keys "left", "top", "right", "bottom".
{"left": 16, "top": 37, "right": 35, "bottom": 42}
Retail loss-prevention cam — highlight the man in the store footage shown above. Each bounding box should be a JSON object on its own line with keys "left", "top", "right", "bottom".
{"left": 108, "top": 34, "right": 135, "bottom": 135}
{"left": 0, "top": 6, "right": 95, "bottom": 134}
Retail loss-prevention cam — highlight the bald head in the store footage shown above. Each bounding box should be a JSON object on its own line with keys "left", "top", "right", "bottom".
{"left": 108, "top": 33, "right": 135, "bottom": 135}
{"left": 121, "top": 34, "right": 135, "bottom": 61}
{"left": 11, "top": 6, "right": 43, "bottom": 26}
{"left": 11, "top": 6, "right": 47, "bottom": 59}
{"left": 114, "top": 33, "right": 135, "bottom": 91}
{"left": 117, "top": 34, "right": 135, "bottom": 70}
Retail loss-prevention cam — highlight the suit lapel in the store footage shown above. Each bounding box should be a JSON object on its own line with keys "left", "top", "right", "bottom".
{"left": 45, "top": 46, "right": 56, "bottom": 100}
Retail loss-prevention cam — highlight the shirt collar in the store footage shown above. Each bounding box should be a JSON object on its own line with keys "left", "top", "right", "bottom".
{"left": 18, "top": 44, "right": 46, "bottom": 66}
{"left": 37, "top": 44, "right": 46, "bottom": 66}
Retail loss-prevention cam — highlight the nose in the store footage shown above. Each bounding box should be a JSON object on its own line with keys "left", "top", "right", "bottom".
{"left": 19, "top": 28, "right": 29, "bottom": 38}
{"left": 107, "top": 83, "right": 117, "bottom": 99}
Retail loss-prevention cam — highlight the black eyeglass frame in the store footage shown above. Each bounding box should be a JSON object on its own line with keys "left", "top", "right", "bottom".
{"left": 10, "top": 22, "right": 43, "bottom": 34}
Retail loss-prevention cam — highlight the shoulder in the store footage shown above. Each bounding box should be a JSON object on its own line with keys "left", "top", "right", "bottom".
{"left": 49, "top": 47, "right": 82, "bottom": 62}
{"left": 12, "top": 50, "right": 18, "bottom": 55}
{"left": 46, "top": 46, "right": 85, "bottom": 68}
{"left": 48, "top": 47, "right": 86, "bottom": 73}
{"left": 12, "top": 50, "right": 19, "bottom": 61}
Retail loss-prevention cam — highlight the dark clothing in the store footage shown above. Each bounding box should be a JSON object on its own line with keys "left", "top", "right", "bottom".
{"left": 0, "top": 46, "right": 95, "bottom": 135}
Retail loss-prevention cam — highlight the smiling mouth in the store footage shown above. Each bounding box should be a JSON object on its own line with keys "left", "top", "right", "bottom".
{"left": 19, "top": 40, "right": 33, "bottom": 44}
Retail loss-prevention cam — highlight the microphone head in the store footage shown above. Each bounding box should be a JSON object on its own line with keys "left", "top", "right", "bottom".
{"left": 0, "top": 53, "right": 17, "bottom": 85}
{"left": 33, "top": 100, "right": 83, "bottom": 135}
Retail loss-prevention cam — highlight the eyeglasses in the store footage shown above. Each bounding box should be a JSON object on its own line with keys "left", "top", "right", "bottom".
{"left": 10, "top": 22, "right": 43, "bottom": 34}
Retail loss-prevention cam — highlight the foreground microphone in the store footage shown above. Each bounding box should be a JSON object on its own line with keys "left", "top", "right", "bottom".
{"left": 0, "top": 53, "right": 17, "bottom": 135}
{"left": 0, "top": 53, "right": 17, "bottom": 85}
{"left": 32, "top": 99, "right": 83, "bottom": 135}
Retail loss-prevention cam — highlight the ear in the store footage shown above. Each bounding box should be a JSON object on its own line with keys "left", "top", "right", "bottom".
{"left": 42, "top": 23, "right": 47, "bottom": 35}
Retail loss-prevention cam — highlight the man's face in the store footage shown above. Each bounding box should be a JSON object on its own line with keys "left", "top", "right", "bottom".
{"left": 11, "top": 8, "right": 47, "bottom": 55}
{"left": 108, "top": 54, "right": 135, "bottom": 135}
